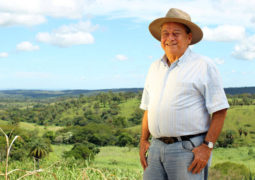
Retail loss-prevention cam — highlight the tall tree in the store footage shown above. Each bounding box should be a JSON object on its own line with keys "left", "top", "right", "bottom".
{"left": 29, "top": 138, "right": 51, "bottom": 169}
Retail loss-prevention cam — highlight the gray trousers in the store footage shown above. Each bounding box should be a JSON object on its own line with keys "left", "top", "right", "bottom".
{"left": 143, "top": 135, "right": 211, "bottom": 180}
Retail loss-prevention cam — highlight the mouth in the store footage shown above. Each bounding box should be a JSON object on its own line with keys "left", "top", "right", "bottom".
{"left": 165, "top": 42, "right": 177, "bottom": 46}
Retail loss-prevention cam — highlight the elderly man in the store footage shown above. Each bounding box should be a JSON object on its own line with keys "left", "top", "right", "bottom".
{"left": 139, "top": 8, "right": 229, "bottom": 180}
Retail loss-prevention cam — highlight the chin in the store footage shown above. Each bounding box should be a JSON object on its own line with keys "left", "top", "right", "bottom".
{"left": 165, "top": 48, "right": 177, "bottom": 54}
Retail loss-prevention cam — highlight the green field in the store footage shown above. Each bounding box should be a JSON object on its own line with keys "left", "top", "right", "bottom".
{"left": 1, "top": 94, "right": 255, "bottom": 179}
{"left": 119, "top": 98, "right": 140, "bottom": 119}
{"left": 0, "top": 119, "right": 63, "bottom": 136}
{"left": 1, "top": 145, "right": 254, "bottom": 179}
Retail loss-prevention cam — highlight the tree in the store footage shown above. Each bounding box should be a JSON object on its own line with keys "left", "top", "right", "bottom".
{"left": 43, "top": 131, "right": 55, "bottom": 143}
{"left": 116, "top": 133, "right": 133, "bottom": 147}
{"left": 113, "top": 116, "right": 127, "bottom": 128}
{"left": 63, "top": 141, "right": 100, "bottom": 161}
{"left": 129, "top": 108, "right": 143, "bottom": 125}
{"left": 29, "top": 138, "right": 52, "bottom": 169}
{"left": 217, "top": 130, "right": 236, "bottom": 147}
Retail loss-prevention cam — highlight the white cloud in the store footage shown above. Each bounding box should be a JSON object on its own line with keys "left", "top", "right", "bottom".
{"left": 202, "top": 25, "right": 245, "bottom": 42}
{"left": 115, "top": 54, "right": 128, "bottom": 61}
{"left": 36, "top": 21, "right": 97, "bottom": 47}
{"left": 214, "top": 58, "right": 224, "bottom": 65}
{"left": 77, "top": 0, "right": 255, "bottom": 28}
{"left": 232, "top": 34, "right": 255, "bottom": 60}
{"left": 0, "top": 52, "right": 8, "bottom": 58}
{"left": 16, "top": 41, "right": 40, "bottom": 51}
{"left": 0, "top": 0, "right": 255, "bottom": 27}
{"left": 0, "top": 12, "right": 46, "bottom": 26}
{"left": 0, "top": 0, "right": 86, "bottom": 18}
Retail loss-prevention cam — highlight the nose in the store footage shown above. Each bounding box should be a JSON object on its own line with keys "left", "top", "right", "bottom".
{"left": 167, "top": 33, "right": 176, "bottom": 41}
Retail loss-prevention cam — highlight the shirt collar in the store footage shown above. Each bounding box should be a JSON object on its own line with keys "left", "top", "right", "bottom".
{"left": 161, "top": 48, "right": 191, "bottom": 66}
{"left": 161, "top": 54, "right": 169, "bottom": 66}
{"left": 178, "top": 48, "right": 191, "bottom": 65}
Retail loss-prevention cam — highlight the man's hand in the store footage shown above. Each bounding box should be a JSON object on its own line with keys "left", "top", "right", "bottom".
{"left": 188, "top": 144, "right": 212, "bottom": 174}
{"left": 139, "top": 140, "right": 150, "bottom": 170}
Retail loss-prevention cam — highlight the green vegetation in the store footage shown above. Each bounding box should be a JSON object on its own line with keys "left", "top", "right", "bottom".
{"left": 0, "top": 91, "right": 255, "bottom": 179}
{"left": 29, "top": 137, "right": 52, "bottom": 169}
{"left": 1, "top": 145, "right": 254, "bottom": 179}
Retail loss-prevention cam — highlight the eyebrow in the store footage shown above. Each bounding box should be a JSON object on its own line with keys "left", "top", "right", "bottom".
{"left": 161, "top": 29, "right": 182, "bottom": 32}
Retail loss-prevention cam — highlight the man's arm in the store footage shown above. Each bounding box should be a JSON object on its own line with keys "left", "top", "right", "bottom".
{"left": 139, "top": 110, "right": 150, "bottom": 170}
{"left": 188, "top": 108, "right": 227, "bottom": 174}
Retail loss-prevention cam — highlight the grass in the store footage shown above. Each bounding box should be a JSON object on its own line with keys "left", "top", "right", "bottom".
{"left": 0, "top": 120, "right": 63, "bottom": 136}
{"left": 1, "top": 143, "right": 254, "bottom": 179}
{"left": 119, "top": 98, "right": 140, "bottom": 119}
{"left": 125, "top": 124, "right": 141, "bottom": 134}
{"left": 93, "top": 146, "right": 141, "bottom": 170}
{"left": 224, "top": 105, "right": 255, "bottom": 130}
{"left": 222, "top": 105, "right": 255, "bottom": 146}
{"left": 1, "top": 102, "right": 255, "bottom": 179}
{"left": 211, "top": 147, "right": 255, "bottom": 174}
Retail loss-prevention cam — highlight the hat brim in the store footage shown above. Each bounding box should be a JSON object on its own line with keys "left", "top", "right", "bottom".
{"left": 149, "top": 17, "right": 203, "bottom": 45}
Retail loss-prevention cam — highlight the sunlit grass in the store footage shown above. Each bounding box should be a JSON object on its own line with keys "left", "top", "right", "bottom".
{"left": 119, "top": 98, "right": 140, "bottom": 119}
{"left": 212, "top": 147, "right": 255, "bottom": 173}
{"left": 0, "top": 120, "right": 63, "bottom": 136}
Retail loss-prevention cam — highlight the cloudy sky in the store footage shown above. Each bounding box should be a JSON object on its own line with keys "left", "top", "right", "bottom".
{"left": 0, "top": 0, "right": 255, "bottom": 90}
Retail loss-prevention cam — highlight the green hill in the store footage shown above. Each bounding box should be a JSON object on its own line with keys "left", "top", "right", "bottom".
{"left": 0, "top": 86, "right": 255, "bottom": 99}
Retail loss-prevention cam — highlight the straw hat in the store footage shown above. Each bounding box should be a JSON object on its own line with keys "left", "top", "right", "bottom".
{"left": 149, "top": 8, "right": 203, "bottom": 45}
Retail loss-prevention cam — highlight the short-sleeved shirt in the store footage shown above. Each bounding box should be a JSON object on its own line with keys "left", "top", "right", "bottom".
{"left": 140, "top": 48, "right": 229, "bottom": 138}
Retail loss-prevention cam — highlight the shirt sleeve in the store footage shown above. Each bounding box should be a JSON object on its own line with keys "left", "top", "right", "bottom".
{"left": 140, "top": 65, "right": 153, "bottom": 110}
{"left": 202, "top": 61, "right": 230, "bottom": 114}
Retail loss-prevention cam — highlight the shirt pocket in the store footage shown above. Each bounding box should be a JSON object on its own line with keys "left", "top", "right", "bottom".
{"left": 174, "top": 82, "right": 199, "bottom": 96}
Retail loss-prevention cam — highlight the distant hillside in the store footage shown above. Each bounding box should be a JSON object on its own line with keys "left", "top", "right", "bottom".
{"left": 0, "top": 86, "right": 254, "bottom": 98}
{"left": 224, "top": 87, "right": 255, "bottom": 95}
{"left": 0, "top": 88, "right": 142, "bottom": 98}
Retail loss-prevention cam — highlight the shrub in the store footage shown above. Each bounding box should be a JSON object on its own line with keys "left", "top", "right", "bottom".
{"left": 63, "top": 141, "right": 100, "bottom": 161}
{"left": 116, "top": 133, "right": 133, "bottom": 147}
{"left": 211, "top": 161, "right": 250, "bottom": 179}
{"left": 128, "top": 108, "right": 143, "bottom": 125}
{"left": 217, "top": 130, "right": 236, "bottom": 147}
{"left": 248, "top": 148, "right": 254, "bottom": 156}
{"left": 42, "top": 131, "right": 55, "bottom": 142}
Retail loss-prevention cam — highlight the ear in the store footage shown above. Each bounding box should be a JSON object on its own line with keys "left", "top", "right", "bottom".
{"left": 188, "top": 33, "right": 192, "bottom": 44}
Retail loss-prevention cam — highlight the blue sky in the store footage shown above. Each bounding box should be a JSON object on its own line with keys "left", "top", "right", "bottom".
{"left": 0, "top": 0, "right": 255, "bottom": 90}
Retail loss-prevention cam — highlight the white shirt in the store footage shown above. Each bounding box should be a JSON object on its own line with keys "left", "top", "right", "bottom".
{"left": 140, "top": 48, "right": 229, "bottom": 138}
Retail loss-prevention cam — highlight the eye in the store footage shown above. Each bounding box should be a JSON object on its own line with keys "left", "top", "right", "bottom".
{"left": 173, "top": 32, "right": 180, "bottom": 37}
{"left": 161, "top": 32, "right": 169, "bottom": 38}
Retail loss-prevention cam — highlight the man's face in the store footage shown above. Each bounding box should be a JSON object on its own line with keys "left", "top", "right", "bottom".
{"left": 161, "top": 22, "right": 192, "bottom": 57}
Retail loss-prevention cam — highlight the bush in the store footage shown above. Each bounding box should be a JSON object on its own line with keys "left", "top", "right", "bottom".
{"left": 43, "top": 131, "right": 55, "bottom": 142}
{"left": 63, "top": 141, "right": 100, "bottom": 161}
{"left": 248, "top": 148, "right": 254, "bottom": 156}
{"left": 211, "top": 161, "right": 250, "bottom": 179}
{"left": 116, "top": 133, "right": 133, "bottom": 147}
{"left": 217, "top": 130, "right": 236, "bottom": 147}
{"left": 128, "top": 108, "right": 143, "bottom": 125}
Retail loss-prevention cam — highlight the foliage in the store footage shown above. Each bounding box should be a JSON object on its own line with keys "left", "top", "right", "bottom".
{"left": 0, "top": 91, "right": 142, "bottom": 128}
{"left": 1, "top": 90, "right": 255, "bottom": 179}
{"left": 29, "top": 138, "right": 52, "bottom": 159}
{"left": 63, "top": 141, "right": 100, "bottom": 161}
{"left": 211, "top": 161, "right": 251, "bottom": 179}
{"left": 217, "top": 130, "right": 236, "bottom": 148}
{"left": 28, "top": 137, "right": 52, "bottom": 169}
{"left": 42, "top": 130, "right": 55, "bottom": 143}
{"left": 128, "top": 107, "right": 144, "bottom": 125}
{"left": 116, "top": 133, "right": 134, "bottom": 147}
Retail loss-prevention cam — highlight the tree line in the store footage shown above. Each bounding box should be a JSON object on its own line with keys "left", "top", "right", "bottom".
{"left": 1, "top": 91, "right": 255, "bottom": 165}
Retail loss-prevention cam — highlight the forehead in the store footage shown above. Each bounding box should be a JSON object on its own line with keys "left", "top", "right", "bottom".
{"left": 161, "top": 22, "right": 187, "bottom": 31}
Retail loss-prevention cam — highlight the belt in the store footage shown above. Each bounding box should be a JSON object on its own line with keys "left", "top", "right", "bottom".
{"left": 157, "top": 132, "right": 207, "bottom": 144}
